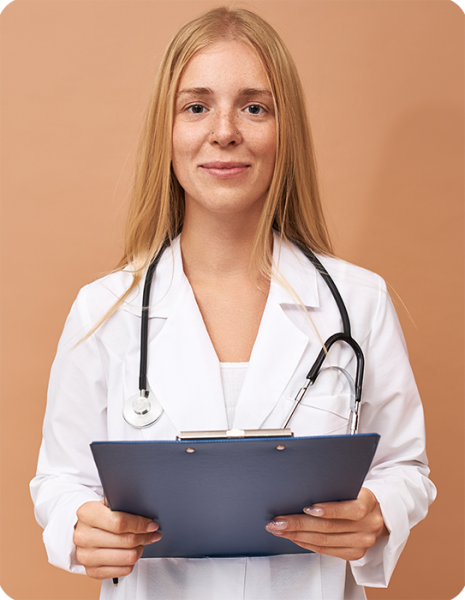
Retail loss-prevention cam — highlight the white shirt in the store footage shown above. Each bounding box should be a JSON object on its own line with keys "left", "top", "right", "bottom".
{"left": 220, "top": 362, "right": 248, "bottom": 427}
{"left": 30, "top": 234, "right": 436, "bottom": 600}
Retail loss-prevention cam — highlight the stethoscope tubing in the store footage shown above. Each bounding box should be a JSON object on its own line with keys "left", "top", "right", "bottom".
{"left": 139, "top": 239, "right": 170, "bottom": 393}
{"left": 293, "top": 242, "right": 352, "bottom": 337}
{"left": 286, "top": 244, "right": 364, "bottom": 430}
{"left": 134, "top": 238, "right": 365, "bottom": 432}
{"left": 306, "top": 332, "right": 364, "bottom": 403}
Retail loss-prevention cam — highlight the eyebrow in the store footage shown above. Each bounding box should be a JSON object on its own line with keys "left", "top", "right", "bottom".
{"left": 176, "top": 87, "right": 273, "bottom": 98}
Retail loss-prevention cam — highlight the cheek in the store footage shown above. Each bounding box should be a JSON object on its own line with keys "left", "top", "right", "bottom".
{"left": 171, "top": 127, "right": 195, "bottom": 184}
{"left": 171, "top": 126, "right": 185, "bottom": 165}
{"left": 255, "top": 123, "right": 276, "bottom": 159}
{"left": 255, "top": 131, "right": 277, "bottom": 181}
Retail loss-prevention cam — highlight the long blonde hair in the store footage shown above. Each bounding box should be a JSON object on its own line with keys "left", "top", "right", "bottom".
{"left": 101, "top": 6, "right": 333, "bottom": 327}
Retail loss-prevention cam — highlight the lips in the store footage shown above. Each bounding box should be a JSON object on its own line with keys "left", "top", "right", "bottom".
{"left": 200, "top": 161, "right": 250, "bottom": 169}
{"left": 199, "top": 161, "right": 251, "bottom": 178}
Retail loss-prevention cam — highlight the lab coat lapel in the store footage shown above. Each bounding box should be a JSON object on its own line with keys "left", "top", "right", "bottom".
{"left": 232, "top": 234, "right": 320, "bottom": 429}
{"left": 145, "top": 263, "right": 227, "bottom": 434}
{"left": 139, "top": 233, "right": 320, "bottom": 434}
{"left": 232, "top": 291, "right": 309, "bottom": 429}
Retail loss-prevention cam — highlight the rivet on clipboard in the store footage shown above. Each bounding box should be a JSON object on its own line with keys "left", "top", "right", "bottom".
{"left": 276, "top": 445, "right": 286, "bottom": 451}
{"left": 185, "top": 448, "right": 195, "bottom": 453}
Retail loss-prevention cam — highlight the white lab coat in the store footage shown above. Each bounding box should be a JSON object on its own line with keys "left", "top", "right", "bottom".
{"left": 30, "top": 234, "right": 436, "bottom": 600}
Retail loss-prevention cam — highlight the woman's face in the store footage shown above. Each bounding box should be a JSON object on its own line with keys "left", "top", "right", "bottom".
{"left": 172, "top": 40, "right": 276, "bottom": 222}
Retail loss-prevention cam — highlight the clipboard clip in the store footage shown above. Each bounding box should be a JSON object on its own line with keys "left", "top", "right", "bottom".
{"left": 177, "top": 428, "right": 294, "bottom": 440}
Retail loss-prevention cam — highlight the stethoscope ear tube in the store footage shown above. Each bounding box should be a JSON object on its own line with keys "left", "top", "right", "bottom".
{"left": 282, "top": 243, "right": 366, "bottom": 434}
{"left": 281, "top": 335, "right": 364, "bottom": 431}
{"left": 306, "top": 333, "right": 365, "bottom": 404}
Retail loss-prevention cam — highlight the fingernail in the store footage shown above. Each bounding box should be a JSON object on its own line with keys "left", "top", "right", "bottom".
{"left": 266, "top": 519, "right": 288, "bottom": 531}
{"left": 150, "top": 532, "right": 160, "bottom": 543}
{"left": 146, "top": 521, "right": 158, "bottom": 532}
{"left": 303, "top": 506, "right": 325, "bottom": 517}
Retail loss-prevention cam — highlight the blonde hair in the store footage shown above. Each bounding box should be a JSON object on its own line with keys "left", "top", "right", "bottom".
{"left": 98, "top": 6, "right": 333, "bottom": 328}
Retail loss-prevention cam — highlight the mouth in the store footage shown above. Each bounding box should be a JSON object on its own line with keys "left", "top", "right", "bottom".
{"left": 199, "top": 161, "right": 251, "bottom": 178}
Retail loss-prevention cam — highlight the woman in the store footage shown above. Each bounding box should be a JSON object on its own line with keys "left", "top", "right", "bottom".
{"left": 30, "top": 7, "right": 436, "bottom": 600}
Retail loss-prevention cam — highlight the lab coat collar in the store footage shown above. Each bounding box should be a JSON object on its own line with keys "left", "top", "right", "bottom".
{"left": 121, "top": 237, "right": 184, "bottom": 319}
{"left": 270, "top": 232, "right": 320, "bottom": 309}
{"left": 122, "top": 233, "right": 320, "bottom": 318}
{"left": 130, "top": 233, "right": 320, "bottom": 433}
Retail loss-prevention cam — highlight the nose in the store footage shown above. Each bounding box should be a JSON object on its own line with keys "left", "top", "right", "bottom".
{"left": 209, "top": 110, "right": 240, "bottom": 146}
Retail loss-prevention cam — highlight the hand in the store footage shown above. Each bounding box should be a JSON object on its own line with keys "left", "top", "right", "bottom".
{"left": 73, "top": 500, "right": 162, "bottom": 580}
{"left": 265, "top": 487, "right": 388, "bottom": 561}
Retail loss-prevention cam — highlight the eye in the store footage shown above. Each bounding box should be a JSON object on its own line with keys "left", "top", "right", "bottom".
{"left": 187, "top": 104, "right": 206, "bottom": 114}
{"left": 245, "top": 104, "right": 265, "bottom": 115}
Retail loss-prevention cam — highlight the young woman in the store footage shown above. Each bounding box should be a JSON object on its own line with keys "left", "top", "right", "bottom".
{"left": 30, "top": 7, "right": 436, "bottom": 600}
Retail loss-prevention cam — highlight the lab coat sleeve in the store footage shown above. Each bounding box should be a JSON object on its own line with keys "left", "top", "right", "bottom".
{"left": 30, "top": 285, "right": 108, "bottom": 574}
{"left": 348, "top": 276, "right": 437, "bottom": 587}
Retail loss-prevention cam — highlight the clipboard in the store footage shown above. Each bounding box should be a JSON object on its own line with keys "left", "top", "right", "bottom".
{"left": 91, "top": 433, "right": 380, "bottom": 558}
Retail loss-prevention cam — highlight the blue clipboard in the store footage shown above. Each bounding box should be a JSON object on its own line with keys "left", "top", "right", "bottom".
{"left": 91, "top": 433, "right": 380, "bottom": 558}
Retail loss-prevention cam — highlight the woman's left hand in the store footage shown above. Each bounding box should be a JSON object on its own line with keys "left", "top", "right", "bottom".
{"left": 265, "top": 487, "right": 388, "bottom": 561}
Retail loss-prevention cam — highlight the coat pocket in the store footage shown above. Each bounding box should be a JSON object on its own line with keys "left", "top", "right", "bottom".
{"left": 282, "top": 394, "right": 351, "bottom": 437}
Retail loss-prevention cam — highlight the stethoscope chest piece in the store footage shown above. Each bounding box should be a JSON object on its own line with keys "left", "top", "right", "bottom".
{"left": 123, "top": 391, "right": 163, "bottom": 428}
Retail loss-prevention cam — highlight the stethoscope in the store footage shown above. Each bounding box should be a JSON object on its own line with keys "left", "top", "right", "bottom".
{"left": 123, "top": 240, "right": 365, "bottom": 434}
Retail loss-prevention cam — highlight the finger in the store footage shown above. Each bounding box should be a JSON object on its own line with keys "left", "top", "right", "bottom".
{"left": 74, "top": 522, "right": 162, "bottom": 549}
{"left": 267, "top": 510, "right": 384, "bottom": 537}
{"left": 76, "top": 545, "right": 145, "bottom": 568}
{"left": 266, "top": 514, "right": 357, "bottom": 535}
{"left": 267, "top": 527, "right": 378, "bottom": 551}
{"left": 286, "top": 541, "right": 369, "bottom": 562}
{"left": 303, "top": 488, "right": 377, "bottom": 521}
{"left": 77, "top": 501, "right": 159, "bottom": 534}
{"left": 85, "top": 565, "right": 136, "bottom": 580}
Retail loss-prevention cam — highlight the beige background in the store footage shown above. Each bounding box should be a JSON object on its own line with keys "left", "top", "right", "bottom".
{"left": 1, "top": 1, "right": 463, "bottom": 599}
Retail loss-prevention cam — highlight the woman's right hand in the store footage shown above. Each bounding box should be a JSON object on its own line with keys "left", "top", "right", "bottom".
{"left": 73, "top": 500, "right": 162, "bottom": 580}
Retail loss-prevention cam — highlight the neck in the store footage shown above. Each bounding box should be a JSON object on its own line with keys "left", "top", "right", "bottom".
{"left": 180, "top": 207, "right": 270, "bottom": 282}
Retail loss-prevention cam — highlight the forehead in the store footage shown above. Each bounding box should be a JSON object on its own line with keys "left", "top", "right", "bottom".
{"left": 178, "top": 40, "right": 269, "bottom": 90}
